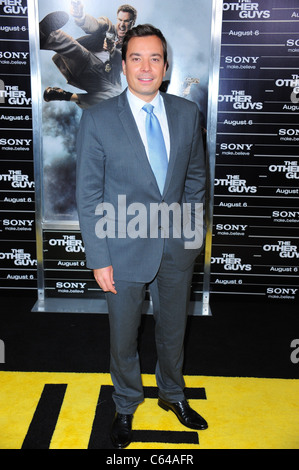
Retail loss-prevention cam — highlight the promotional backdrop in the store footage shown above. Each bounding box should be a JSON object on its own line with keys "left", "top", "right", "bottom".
{"left": 0, "top": 0, "right": 298, "bottom": 310}
{"left": 211, "top": 0, "right": 299, "bottom": 302}
{"left": 0, "top": 0, "right": 37, "bottom": 292}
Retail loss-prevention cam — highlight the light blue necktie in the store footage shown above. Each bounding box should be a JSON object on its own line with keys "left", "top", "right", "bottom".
{"left": 143, "top": 103, "right": 168, "bottom": 194}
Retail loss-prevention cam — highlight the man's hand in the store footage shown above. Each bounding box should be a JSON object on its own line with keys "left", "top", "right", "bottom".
{"left": 103, "top": 37, "right": 116, "bottom": 54}
{"left": 70, "top": 0, "right": 84, "bottom": 19}
{"left": 93, "top": 266, "right": 117, "bottom": 294}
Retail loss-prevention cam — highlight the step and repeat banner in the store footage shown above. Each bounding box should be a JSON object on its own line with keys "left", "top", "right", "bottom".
{"left": 0, "top": 0, "right": 298, "bottom": 308}
{"left": 0, "top": 0, "right": 37, "bottom": 291}
{"left": 211, "top": 0, "right": 299, "bottom": 302}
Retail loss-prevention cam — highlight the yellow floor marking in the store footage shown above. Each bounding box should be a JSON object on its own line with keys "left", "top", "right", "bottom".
{"left": 0, "top": 372, "right": 298, "bottom": 449}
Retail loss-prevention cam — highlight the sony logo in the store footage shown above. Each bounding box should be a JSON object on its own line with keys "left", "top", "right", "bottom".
{"left": 0, "top": 52, "right": 29, "bottom": 60}
{"left": 56, "top": 282, "right": 87, "bottom": 289}
{"left": 220, "top": 143, "right": 253, "bottom": 150}
{"left": 272, "top": 211, "right": 299, "bottom": 218}
{"left": 216, "top": 224, "right": 247, "bottom": 231}
{"left": 0, "top": 138, "right": 31, "bottom": 146}
{"left": 267, "top": 287, "right": 298, "bottom": 295}
{"left": 225, "top": 56, "right": 259, "bottom": 64}
{"left": 279, "top": 128, "right": 299, "bottom": 136}
{"left": 287, "top": 39, "right": 299, "bottom": 46}
{"left": 2, "top": 219, "right": 34, "bottom": 226}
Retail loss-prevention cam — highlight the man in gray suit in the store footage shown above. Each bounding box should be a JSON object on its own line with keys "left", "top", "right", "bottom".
{"left": 76, "top": 24, "right": 207, "bottom": 449}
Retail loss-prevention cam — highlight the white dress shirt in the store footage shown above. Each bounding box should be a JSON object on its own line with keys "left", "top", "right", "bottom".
{"left": 126, "top": 89, "right": 170, "bottom": 161}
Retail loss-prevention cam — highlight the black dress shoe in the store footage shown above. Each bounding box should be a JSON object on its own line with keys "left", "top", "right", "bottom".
{"left": 43, "top": 87, "right": 73, "bottom": 102}
{"left": 110, "top": 413, "right": 133, "bottom": 449}
{"left": 39, "top": 11, "right": 69, "bottom": 48}
{"left": 158, "top": 397, "right": 208, "bottom": 430}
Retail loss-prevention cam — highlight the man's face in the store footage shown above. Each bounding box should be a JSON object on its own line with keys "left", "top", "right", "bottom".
{"left": 122, "top": 35, "right": 167, "bottom": 102}
{"left": 116, "top": 11, "right": 133, "bottom": 39}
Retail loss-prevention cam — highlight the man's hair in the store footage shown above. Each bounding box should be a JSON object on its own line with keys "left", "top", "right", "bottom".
{"left": 117, "top": 4, "right": 137, "bottom": 26}
{"left": 121, "top": 23, "right": 168, "bottom": 64}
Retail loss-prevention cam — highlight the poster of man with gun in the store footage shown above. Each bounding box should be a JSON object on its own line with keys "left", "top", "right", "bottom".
{"left": 36, "top": 0, "right": 211, "bottom": 220}
{"left": 40, "top": 1, "right": 137, "bottom": 109}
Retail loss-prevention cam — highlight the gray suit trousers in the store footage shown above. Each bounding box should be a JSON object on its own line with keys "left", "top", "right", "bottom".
{"left": 105, "top": 239, "right": 194, "bottom": 414}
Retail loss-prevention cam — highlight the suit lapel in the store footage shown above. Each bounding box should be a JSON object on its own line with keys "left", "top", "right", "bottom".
{"left": 118, "top": 91, "right": 159, "bottom": 189}
{"left": 117, "top": 90, "right": 180, "bottom": 197}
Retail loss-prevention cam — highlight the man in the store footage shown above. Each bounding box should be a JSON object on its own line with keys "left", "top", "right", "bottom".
{"left": 40, "top": 3, "right": 137, "bottom": 109}
{"left": 76, "top": 24, "right": 207, "bottom": 449}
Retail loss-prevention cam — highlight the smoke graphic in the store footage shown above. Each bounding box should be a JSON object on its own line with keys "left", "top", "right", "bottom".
{"left": 42, "top": 101, "right": 82, "bottom": 220}
{"left": 187, "top": 82, "right": 208, "bottom": 130}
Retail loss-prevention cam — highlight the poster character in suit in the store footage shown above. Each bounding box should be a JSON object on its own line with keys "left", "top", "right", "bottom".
{"left": 76, "top": 23, "right": 207, "bottom": 449}
{"left": 39, "top": 2, "right": 137, "bottom": 109}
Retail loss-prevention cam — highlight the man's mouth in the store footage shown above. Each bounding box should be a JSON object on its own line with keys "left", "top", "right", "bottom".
{"left": 138, "top": 78, "right": 154, "bottom": 82}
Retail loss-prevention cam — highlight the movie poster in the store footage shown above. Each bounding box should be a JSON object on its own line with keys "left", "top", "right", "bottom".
{"left": 36, "top": 0, "right": 212, "bottom": 221}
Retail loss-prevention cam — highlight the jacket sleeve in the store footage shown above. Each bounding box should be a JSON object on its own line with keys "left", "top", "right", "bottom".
{"left": 75, "top": 14, "right": 113, "bottom": 35}
{"left": 76, "top": 109, "right": 112, "bottom": 269}
{"left": 183, "top": 105, "right": 206, "bottom": 248}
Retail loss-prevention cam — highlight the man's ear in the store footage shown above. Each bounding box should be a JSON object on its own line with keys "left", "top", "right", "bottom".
{"left": 122, "top": 60, "right": 126, "bottom": 76}
{"left": 163, "top": 61, "right": 168, "bottom": 77}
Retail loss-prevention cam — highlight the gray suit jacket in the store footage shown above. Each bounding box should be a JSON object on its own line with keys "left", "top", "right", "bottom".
{"left": 76, "top": 89, "right": 206, "bottom": 282}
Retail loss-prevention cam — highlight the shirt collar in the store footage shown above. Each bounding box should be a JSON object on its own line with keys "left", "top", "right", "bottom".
{"left": 126, "top": 88, "right": 163, "bottom": 114}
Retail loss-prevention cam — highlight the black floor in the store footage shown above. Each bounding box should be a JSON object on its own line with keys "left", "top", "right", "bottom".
{"left": 0, "top": 291, "right": 298, "bottom": 380}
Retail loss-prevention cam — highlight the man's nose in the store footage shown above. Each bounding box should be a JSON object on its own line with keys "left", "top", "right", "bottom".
{"left": 141, "top": 59, "right": 151, "bottom": 71}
